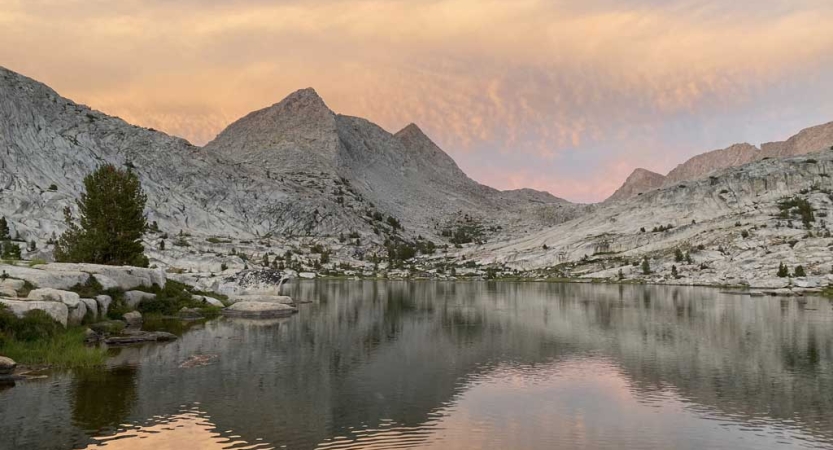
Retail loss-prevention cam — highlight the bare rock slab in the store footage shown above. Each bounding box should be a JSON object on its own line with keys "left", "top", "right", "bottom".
{"left": 124, "top": 291, "right": 157, "bottom": 309}
{"left": 228, "top": 294, "right": 295, "bottom": 305}
{"left": 38, "top": 263, "right": 166, "bottom": 290}
{"left": 221, "top": 301, "right": 297, "bottom": 319}
{"left": 0, "top": 299, "right": 69, "bottom": 327}
{"left": 26, "top": 288, "right": 86, "bottom": 325}
{"left": 0, "top": 264, "right": 89, "bottom": 290}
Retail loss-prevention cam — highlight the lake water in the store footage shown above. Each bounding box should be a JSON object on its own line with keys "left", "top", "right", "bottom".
{"left": 2, "top": 281, "right": 833, "bottom": 449}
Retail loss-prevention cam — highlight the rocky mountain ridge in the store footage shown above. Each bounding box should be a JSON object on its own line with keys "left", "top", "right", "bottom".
{"left": 608, "top": 122, "right": 833, "bottom": 202}
{"left": 0, "top": 66, "right": 574, "bottom": 250}
{"left": 3, "top": 66, "right": 833, "bottom": 291}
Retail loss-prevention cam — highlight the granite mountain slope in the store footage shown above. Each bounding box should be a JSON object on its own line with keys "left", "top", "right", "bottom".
{"left": 0, "top": 66, "right": 572, "bottom": 248}
{"left": 608, "top": 122, "right": 833, "bottom": 202}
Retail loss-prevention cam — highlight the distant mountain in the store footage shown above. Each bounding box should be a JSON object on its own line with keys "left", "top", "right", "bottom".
{"left": 760, "top": 121, "right": 833, "bottom": 159}
{"left": 664, "top": 143, "right": 759, "bottom": 186}
{"left": 0, "top": 66, "right": 572, "bottom": 246}
{"left": 606, "top": 168, "right": 666, "bottom": 202}
{"left": 607, "top": 123, "right": 833, "bottom": 202}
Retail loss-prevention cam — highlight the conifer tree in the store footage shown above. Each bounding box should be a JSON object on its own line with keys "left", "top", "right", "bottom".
{"left": 777, "top": 262, "right": 789, "bottom": 278}
{"left": 55, "top": 164, "right": 148, "bottom": 267}
{"left": 0, "top": 217, "right": 9, "bottom": 240}
{"left": 794, "top": 265, "right": 806, "bottom": 277}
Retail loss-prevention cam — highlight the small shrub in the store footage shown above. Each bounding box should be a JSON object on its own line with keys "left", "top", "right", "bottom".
{"left": 777, "top": 262, "right": 789, "bottom": 278}
{"left": 794, "top": 265, "right": 807, "bottom": 277}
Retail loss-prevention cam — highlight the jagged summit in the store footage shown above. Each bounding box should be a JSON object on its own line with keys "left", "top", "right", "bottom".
{"left": 204, "top": 87, "right": 341, "bottom": 171}
{"left": 608, "top": 123, "right": 833, "bottom": 202}
{"left": 606, "top": 168, "right": 666, "bottom": 202}
{"left": 761, "top": 121, "right": 833, "bottom": 158}
{"left": 664, "top": 143, "right": 758, "bottom": 186}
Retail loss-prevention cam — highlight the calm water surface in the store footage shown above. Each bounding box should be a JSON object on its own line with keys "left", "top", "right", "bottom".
{"left": 2, "top": 281, "right": 833, "bottom": 449}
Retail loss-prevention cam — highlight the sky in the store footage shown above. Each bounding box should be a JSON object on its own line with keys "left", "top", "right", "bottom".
{"left": 1, "top": 0, "right": 832, "bottom": 202}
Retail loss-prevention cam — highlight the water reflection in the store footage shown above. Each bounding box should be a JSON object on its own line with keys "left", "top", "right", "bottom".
{"left": 0, "top": 282, "right": 832, "bottom": 449}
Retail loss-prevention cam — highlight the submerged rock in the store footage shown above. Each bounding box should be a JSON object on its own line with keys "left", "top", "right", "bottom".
{"left": 228, "top": 294, "right": 295, "bottom": 305}
{"left": 178, "top": 307, "right": 204, "bottom": 320}
{"left": 179, "top": 354, "right": 219, "bottom": 369}
{"left": 89, "top": 320, "right": 127, "bottom": 335}
{"left": 221, "top": 301, "right": 297, "bottom": 318}
{"left": 105, "top": 331, "right": 177, "bottom": 345}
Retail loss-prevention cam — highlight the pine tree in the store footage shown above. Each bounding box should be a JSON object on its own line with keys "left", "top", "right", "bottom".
{"left": 777, "top": 262, "right": 789, "bottom": 278}
{"left": 794, "top": 265, "right": 806, "bottom": 277}
{"left": 0, "top": 217, "right": 9, "bottom": 240}
{"left": 674, "top": 249, "right": 684, "bottom": 262}
{"left": 1, "top": 241, "right": 21, "bottom": 260}
{"left": 54, "top": 164, "right": 149, "bottom": 267}
{"left": 671, "top": 265, "right": 679, "bottom": 278}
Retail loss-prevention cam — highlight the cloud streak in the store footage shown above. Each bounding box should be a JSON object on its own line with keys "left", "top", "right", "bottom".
{"left": 1, "top": 0, "right": 832, "bottom": 201}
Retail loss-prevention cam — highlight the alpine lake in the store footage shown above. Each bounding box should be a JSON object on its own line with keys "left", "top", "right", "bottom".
{"left": 2, "top": 280, "right": 832, "bottom": 450}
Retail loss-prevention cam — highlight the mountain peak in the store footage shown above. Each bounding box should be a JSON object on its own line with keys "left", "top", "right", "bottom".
{"left": 271, "top": 87, "right": 331, "bottom": 114}
{"left": 203, "top": 86, "right": 340, "bottom": 170}
{"left": 397, "top": 122, "right": 423, "bottom": 135}
{"left": 605, "top": 168, "right": 666, "bottom": 202}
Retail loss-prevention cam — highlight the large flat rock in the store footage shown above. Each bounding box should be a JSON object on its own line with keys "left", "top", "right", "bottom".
{"left": 227, "top": 294, "right": 295, "bottom": 305}
{"left": 37, "top": 263, "right": 166, "bottom": 290}
{"left": 0, "top": 299, "right": 69, "bottom": 327}
{"left": 221, "top": 301, "right": 297, "bottom": 319}
{"left": 27, "top": 288, "right": 87, "bottom": 325}
{"left": 0, "top": 264, "right": 89, "bottom": 290}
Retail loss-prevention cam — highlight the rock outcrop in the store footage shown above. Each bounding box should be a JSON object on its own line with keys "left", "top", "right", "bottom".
{"left": 664, "top": 143, "right": 759, "bottom": 186}
{"left": 606, "top": 169, "right": 666, "bottom": 202}
{"left": 608, "top": 125, "right": 833, "bottom": 202}
{"left": 0, "top": 65, "right": 573, "bottom": 250}
{"left": 0, "top": 300, "right": 69, "bottom": 326}
{"left": 761, "top": 121, "right": 833, "bottom": 158}
{"left": 221, "top": 301, "right": 297, "bottom": 318}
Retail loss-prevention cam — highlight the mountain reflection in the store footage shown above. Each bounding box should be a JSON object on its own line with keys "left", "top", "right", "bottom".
{"left": 0, "top": 281, "right": 831, "bottom": 449}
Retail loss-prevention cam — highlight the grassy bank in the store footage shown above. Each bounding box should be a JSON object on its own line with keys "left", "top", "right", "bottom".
{"left": 0, "top": 305, "right": 106, "bottom": 368}
{"left": 0, "top": 328, "right": 106, "bottom": 368}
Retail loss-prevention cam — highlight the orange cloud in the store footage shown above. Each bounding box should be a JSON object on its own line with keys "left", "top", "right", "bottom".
{"left": 1, "top": 0, "right": 832, "bottom": 201}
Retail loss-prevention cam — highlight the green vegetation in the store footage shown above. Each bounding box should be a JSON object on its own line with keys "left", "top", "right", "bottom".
{"left": 674, "top": 249, "right": 684, "bottom": 262}
{"left": 641, "top": 258, "right": 651, "bottom": 275}
{"left": 671, "top": 265, "right": 679, "bottom": 279}
{"left": 777, "top": 262, "right": 789, "bottom": 278}
{"left": 1, "top": 241, "right": 21, "bottom": 260}
{"left": 794, "top": 265, "right": 807, "bottom": 277}
{"left": 0, "top": 305, "right": 106, "bottom": 368}
{"left": 0, "top": 217, "right": 9, "bottom": 240}
{"left": 138, "top": 280, "right": 223, "bottom": 318}
{"left": 777, "top": 197, "right": 815, "bottom": 229}
{"left": 55, "top": 164, "right": 149, "bottom": 267}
